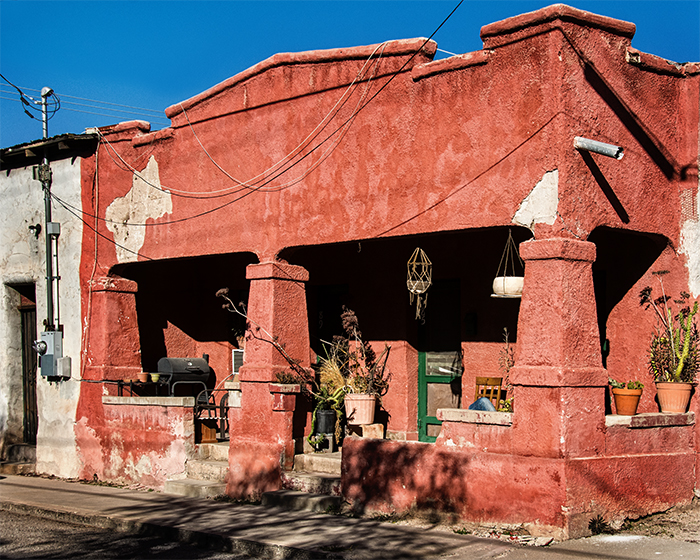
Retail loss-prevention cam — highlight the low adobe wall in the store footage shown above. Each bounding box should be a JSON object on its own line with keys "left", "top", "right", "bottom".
{"left": 79, "top": 396, "right": 195, "bottom": 489}
{"left": 341, "top": 409, "right": 696, "bottom": 539}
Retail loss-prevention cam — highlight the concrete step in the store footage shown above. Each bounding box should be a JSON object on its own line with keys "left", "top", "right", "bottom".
{"left": 261, "top": 490, "right": 342, "bottom": 513}
{"left": 163, "top": 478, "right": 227, "bottom": 499}
{"left": 198, "top": 442, "right": 228, "bottom": 462}
{"left": 186, "top": 459, "right": 229, "bottom": 482}
{"left": 293, "top": 452, "right": 341, "bottom": 475}
{"left": 281, "top": 471, "right": 341, "bottom": 497}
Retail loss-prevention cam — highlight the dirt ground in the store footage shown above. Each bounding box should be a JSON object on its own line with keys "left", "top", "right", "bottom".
{"left": 376, "top": 497, "right": 700, "bottom": 546}
{"left": 621, "top": 498, "right": 700, "bottom": 542}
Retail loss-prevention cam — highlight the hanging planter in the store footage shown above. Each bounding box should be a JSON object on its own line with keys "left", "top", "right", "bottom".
{"left": 407, "top": 247, "right": 432, "bottom": 320}
{"left": 491, "top": 230, "right": 524, "bottom": 299}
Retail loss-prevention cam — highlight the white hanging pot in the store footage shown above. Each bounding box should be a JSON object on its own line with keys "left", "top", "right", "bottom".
{"left": 491, "top": 229, "right": 525, "bottom": 299}
{"left": 491, "top": 276, "right": 524, "bottom": 298}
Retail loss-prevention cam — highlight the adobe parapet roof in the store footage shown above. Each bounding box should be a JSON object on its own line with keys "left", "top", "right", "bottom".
{"left": 480, "top": 3, "right": 636, "bottom": 45}
{"left": 165, "top": 37, "right": 436, "bottom": 120}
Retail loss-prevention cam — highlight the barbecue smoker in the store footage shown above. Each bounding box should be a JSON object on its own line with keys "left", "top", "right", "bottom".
{"left": 156, "top": 354, "right": 211, "bottom": 395}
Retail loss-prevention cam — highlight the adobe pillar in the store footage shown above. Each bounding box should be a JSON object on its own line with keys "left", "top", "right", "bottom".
{"left": 510, "top": 238, "right": 607, "bottom": 458}
{"left": 83, "top": 276, "right": 141, "bottom": 382}
{"left": 227, "top": 261, "right": 311, "bottom": 498}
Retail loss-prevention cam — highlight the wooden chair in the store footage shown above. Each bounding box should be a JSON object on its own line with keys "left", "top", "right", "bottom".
{"left": 474, "top": 377, "right": 503, "bottom": 408}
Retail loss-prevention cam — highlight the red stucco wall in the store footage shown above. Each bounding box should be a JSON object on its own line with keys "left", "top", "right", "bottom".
{"left": 74, "top": 4, "right": 699, "bottom": 537}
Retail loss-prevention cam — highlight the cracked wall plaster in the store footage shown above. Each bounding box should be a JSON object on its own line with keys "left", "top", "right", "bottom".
{"left": 105, "top": 156, "right": 172, "bottom": 263}
{"left": 513, "top": 169, "right": 559, "bottom": 231}
{"left": 679, "top": 183, "right": 700, "bottom": 298}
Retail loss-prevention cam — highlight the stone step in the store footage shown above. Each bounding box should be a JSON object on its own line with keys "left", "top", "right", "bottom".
{"left": 0, "top": 461, "right": 35, "bottom": 476}
{"left": 163, "top": 478, "right": 227, "bottom": 499}
{"left": 293, "top": 452, "right": 341, "bottom": 475}
{"left": 261, "top": 490, "right": 342, "bottom": 513}
{"left": 198, "top": 441, "right": 229, "bottom": 462}
{"left": 186, "top": 459, "right": 228, "bottom": 481}
{"left": 5, "top": 444, "right": 36, "bottom": 463}
{"left": 281, "top": 471, "right": 341, "bottom": 497}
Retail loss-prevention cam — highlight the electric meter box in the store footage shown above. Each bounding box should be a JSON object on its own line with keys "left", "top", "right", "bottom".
{"left": 39, "top": 331, "right": 63, "bottom": 377}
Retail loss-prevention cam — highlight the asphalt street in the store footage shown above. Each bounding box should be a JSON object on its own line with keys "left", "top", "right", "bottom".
{"left": 0, "top": 509, "right": 253, "bottom": 560}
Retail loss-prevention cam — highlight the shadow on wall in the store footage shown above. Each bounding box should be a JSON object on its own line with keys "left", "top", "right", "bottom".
{"left": 113, "top": 252, "right": 257, "bottom": 372}
{"left": 282, "top": 226, "right": 531, "bottom": 355}
{"left": 342, "top": 438, "right": 469, "bottom": 516}
{"left": 589, "top": 226, "right": 667, "bottom": 372}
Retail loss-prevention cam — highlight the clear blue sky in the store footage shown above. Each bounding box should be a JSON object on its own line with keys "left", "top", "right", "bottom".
{"left": 1, "top": 1, "right": 698, "bottom": 148}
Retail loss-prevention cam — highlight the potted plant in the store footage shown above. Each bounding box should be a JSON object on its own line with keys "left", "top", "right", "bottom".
{"left": 332, "top": 307, "right": 391, "bottom": 426}
{"left": 306, "top": 348, "right": 347, "bottom": 450}
{"left": 640, "top": 273, "right": 699, "bottom": 413}
{"left": 609, "top": 378, "right": 644, "bottom": 416}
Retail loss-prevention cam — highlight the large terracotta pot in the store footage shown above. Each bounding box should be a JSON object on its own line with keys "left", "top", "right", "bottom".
{"left": 656, "top": 382, "right": 693, "bottom": 413}
{"left": 612, "top": 388, "right": 642, "bottom": 416}
{"left": 344, "top": 393, "right": 376, "bottom": 425}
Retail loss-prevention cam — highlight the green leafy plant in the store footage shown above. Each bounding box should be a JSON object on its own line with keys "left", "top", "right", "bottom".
{"left": 609, "top": 378, "right": 644, "bottom": 390}
{"left": 307, "top": 346, "right": 347, "bottom": 447}
{"left": 639, "top": 272, "right": 699, "bottom": 383}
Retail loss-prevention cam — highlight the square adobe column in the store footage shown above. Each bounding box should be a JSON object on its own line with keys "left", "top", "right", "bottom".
{"left": 227, "top": 261, "right": 311, "bottom": 497}
{"left": 83, "top": 276, "right": 142, "bottom": 381}
{"left": 238, "top": 261, "right": 311, "bottom": 382}
{"left": 510, "top": 238, "right": 607, "bottom": 458}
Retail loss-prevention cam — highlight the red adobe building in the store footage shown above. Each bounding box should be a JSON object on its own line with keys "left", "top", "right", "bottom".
{"left": 75, "top": 4, "right": 699, "bottom": 538}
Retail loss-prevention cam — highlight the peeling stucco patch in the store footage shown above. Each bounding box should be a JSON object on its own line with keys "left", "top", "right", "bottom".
{"left": 513, "top": 169, "right": 559, "bottom": 230}
{"left": 105, "top": 156, "right": 172, "bottom": 263}
{"left": 679, "top": 186, "right": 700, "bottom": 298}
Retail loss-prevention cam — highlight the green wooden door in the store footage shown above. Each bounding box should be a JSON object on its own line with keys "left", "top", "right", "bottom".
{"left": 418, "top": 351, "right": 462, "bottom": 441}
{"left": 417, "top": 279, "right": 462, "bottom": 442}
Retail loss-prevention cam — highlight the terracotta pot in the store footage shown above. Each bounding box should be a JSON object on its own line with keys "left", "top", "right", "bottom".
{"left": 656, "top": 382, "right": 693, "bottom": 413}
{"left": 612, "top": 388, "right": 642, "bottom": 416}
{"left": 344, "top": 393, "right": 376, "bottom": 425}
{"left": 137, "top": 372, "right": 149, "bottom": 383}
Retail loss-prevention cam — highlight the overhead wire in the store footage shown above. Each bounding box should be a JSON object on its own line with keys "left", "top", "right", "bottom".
{"left": 1, "top": 83, "right": 168, "bottom": 125}
{"left": 176, "top": 41, "right": 389, "bottom": 193}
{"left": 43, "top": 1, "right": 467, "bottom": 238}
{"left": 50, "top": 191, "right": 153, "bottom": 261}
{"left": 94, "top": 40, "right": 389, "bottom": 201}
{"left": 54, "top": 49, "right": 387, "bottom": 232}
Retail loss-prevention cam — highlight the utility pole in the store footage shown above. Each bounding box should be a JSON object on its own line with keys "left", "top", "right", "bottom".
{"left": 33, "top": 86, "right": 68, "bottom": 378}
{"left": 39, "top": 87, "right": 56, "bottom": 330}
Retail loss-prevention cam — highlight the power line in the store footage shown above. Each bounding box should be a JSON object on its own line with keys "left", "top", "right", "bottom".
{"left": 50, "top": 192, "right": 153, "bottom": 261}
{"left": 1, "top": 93, "right": 169, "bottom": 124}
{"left": 0, "top": 84, "right": 166, "bottom": 115}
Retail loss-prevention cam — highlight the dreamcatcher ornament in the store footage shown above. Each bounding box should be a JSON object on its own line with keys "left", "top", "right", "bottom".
{"left": 407, "top": 247, "right": 432, "bottom": 321}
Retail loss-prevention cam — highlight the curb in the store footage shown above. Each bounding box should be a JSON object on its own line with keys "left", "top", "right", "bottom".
{"left": 0, "top": 501, "right": 334, "bottom": 559}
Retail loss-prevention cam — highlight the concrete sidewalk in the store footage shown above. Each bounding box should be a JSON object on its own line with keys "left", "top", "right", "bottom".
{"left": 0, "top": 474, "right": 513, "bottom": 559}
{"left": 2, "top": 474, "right": 700, "bottom": 559}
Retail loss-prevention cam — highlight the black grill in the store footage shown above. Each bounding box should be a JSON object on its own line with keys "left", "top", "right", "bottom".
{"left": 157, "top": 354, "right": 211, "bottom": 394}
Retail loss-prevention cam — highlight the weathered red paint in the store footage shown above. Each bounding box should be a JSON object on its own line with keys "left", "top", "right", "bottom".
{"left": 74, "top": 4, "right": 699, "bottom": 537}
{"left": 77, "top": 399, "right": 194, "bottom": 488}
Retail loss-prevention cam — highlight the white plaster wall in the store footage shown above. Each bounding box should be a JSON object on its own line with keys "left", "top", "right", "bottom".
{"left": 0, "top": 164, "right": 45, "bottom": 456}
{"left": 0, "top": 158, "right": 83, "bottom": 476}
{"left": 679, "top": 116, "right": 700, "bottom": 298}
